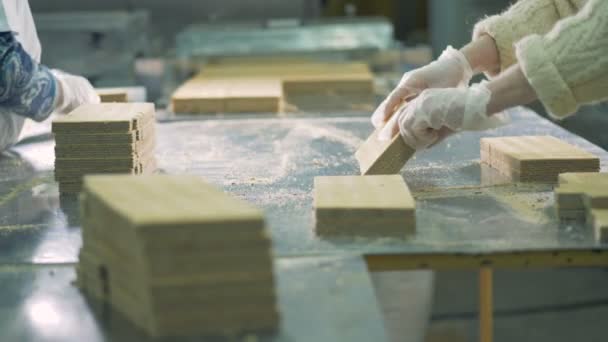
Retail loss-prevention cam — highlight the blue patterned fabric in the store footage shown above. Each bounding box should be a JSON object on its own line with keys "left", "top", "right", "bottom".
{"left": 0, "top": 32, "right": 55, "bottom": 122}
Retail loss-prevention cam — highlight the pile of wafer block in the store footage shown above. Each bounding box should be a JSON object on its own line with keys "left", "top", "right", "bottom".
{"left": 77, "top": 175, "right": 279, "bottom": 337}
{"left": 555, "top": 172, "right": 608, "bottom": 243}
{"left": 52, "top": 103, "right": 157, "bottom": 193}
{"left": 171, "top": 60, "right": 374, "bottom": 114}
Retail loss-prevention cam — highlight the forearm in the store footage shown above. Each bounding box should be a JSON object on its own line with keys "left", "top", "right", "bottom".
{"left": 461, "top": 35, "right": 500, "bottom": 75}
{"left": 0, "top": 32, "right": 57, "bottom": 122}
{"left": 485, "top": 64, "right": 538, "bottom": 115}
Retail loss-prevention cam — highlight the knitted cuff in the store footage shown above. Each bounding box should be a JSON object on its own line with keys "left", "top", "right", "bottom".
{"left": 516, "top": 35, "right": 578, "bottom": 119}
{"left": 473, "top": 15, "right": 517, "bottom": 76}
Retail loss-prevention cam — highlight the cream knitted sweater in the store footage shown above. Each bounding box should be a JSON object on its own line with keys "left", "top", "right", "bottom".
{"left": 473, "top": 0, "right": 608, "bottom": 118}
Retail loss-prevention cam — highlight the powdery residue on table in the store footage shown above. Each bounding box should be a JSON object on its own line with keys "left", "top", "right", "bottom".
{"left": 158, "top": 120, "right": 363, "bottom": 187}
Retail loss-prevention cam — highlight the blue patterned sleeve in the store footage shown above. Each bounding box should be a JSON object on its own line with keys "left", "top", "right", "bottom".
{"left": 0, "top": 32, "right": 56, "bottom": 122}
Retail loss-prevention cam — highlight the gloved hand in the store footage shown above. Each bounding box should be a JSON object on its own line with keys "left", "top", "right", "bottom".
{"left": 378, "top": 82, "right": 507, "bottom": 150}
{"left": 51, "top": 69, "right": 100, "bottom": 114}
{"left": 371, "top": 46, "right": 474, "bottom": 128}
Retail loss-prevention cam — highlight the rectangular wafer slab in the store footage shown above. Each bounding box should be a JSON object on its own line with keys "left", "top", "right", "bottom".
{"left": 54, "top": 119, "right": 155, "bottom": 145}
{"left": 52, "top": 103, "right": 155, "bottom": 133}
{"left": 558, "top": 172, "right": 608, "bottom": 185}
{"left": 55, "top": 135, "right": 155, "bottom": 159}
{"left": 313, "top": 175, "right": 415, "bottom": 237}
{"left": 96, "top": 86, "right": 146, "bottom": 103}
{"left": 97, "top": 88, "right": 128, "bottom": 102}
{"left": 225, "top": 79, "right": 283, "bottom": 113}
{"left": 355, "top": 128, "right": 415, "bottom": 175}
{"left": 480, "top": 136, "right": 600, "bottom": 183}
{"left": 172, "top": 78, "right": 283, "bottom": 114}
{"left": 171, "top": 78, "right": 229, "bottom": 114}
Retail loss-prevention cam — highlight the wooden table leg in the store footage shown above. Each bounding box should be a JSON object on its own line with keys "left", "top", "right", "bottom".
{"left": 479, "top": 267, "right": 493, "bottom": 342}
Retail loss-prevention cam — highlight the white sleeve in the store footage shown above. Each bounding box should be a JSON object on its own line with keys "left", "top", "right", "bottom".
{"left": 2, "top": 0, "right": 41, "bottom": 62}
{"left": 0, "top": 0, "right": 9, "bottom": 32}
{"left": 515, "top": 0, "right": 608, "bottom": 118}
{"left": 0, "top": 109, "right": 26, "bottom": 151}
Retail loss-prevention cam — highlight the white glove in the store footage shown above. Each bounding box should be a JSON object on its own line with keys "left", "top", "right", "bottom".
{"left": 371, "top": 46, "right": 474, "bottom": 128}
{"left": 379, "top": 82, "right": 507, "bottom": 150}
{"left": 51, "top": 69, "right": 100, "bottom": 114}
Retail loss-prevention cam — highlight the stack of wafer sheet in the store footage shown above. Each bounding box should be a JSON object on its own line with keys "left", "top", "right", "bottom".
{"left": 77, "top": 175, "right": 279, "bottom": 337}
{"left": 52, "top": 103, "right": 156, "bottom": 193}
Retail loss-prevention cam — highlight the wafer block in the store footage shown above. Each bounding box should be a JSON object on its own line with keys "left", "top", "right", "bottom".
{"left": 313, "top": 175, "right": 415, "bottom": 237}
{"left": 558, "top": 172, "right": 608, "bottom": 185}
{"left": 53, "top": 103, "right": 157, "bottom": 194}
{"left": 77, "top": 175, "right": 279, "bottom": 337}
{"left": 480, "top": 136, "right": 600, "bottom": 183}
{"left": 171, "top": 79, "right": 229, "bottom": 113}
{"left": 355, "top": 128, "right": 415, "bottom": 175}
{"left": 225, "top": 79, "right": 283, "bottom": 113}
{"left": 97, "top": 86, "right": 146, "bottom": 103}
{"left": 54, "top": 119, "right": 155, "bottom": 145}
{"left": 97, "top": 89, "right": 128, "bottom": 102}
{"left": 52, "top": 103, "right": 154, "bottom": 133}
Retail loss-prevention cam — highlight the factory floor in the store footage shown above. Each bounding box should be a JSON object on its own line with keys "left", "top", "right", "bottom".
{"left": 372, "top": 268, "right": 608, "bottom": 342}
{"left": 428, "top": 268, "right": 608, "bottom": 342}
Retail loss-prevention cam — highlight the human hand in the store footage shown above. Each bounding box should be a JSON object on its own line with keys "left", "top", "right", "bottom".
{"left": 378, "top": 82, "right": 506, "bottom": 150}
{"left": 51, "top": 69, "right": 100, "bottom": 114}
{"left": 371, "top": 46, "right": 474, "bottom": 128}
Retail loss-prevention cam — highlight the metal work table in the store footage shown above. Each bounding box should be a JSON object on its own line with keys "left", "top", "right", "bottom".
{"left": 1, "top": 107, "right": 607, "bottom": 341}
{"left": 2, "top": 107, "right": 607, "bottom": 265}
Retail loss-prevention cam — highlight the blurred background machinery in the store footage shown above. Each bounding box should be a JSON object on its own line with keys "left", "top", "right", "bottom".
{"left": 28, "top": 0, "right": 514, "bottom": 102}
{"left": 29, "top": 0, "right": 321, "bottom": 54}
{"left": 34, "top": 10, "right": 149, "bottom": 87}
{"left": 175, "top": 17, "right": 395, "bottom": 60}
{"left": 28, "top": 0, "right": 516, "bottom": 60}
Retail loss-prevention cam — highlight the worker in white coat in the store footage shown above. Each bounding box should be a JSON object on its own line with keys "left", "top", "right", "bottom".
{"left": 0, "top": 0, "right": 99, "bottom": 151}
{"left": 373, "top": 0, "right": 608, "bottom": 149}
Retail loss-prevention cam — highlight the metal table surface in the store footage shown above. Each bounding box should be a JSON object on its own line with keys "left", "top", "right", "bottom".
{"left": 1, "top": 106, "right": 606, "bottom": 341}
{"left": 1, "top": 108, "right": 608, "bottom": 267}
{"left": 0, "top": 255, "right": 387, "bottom": 342}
